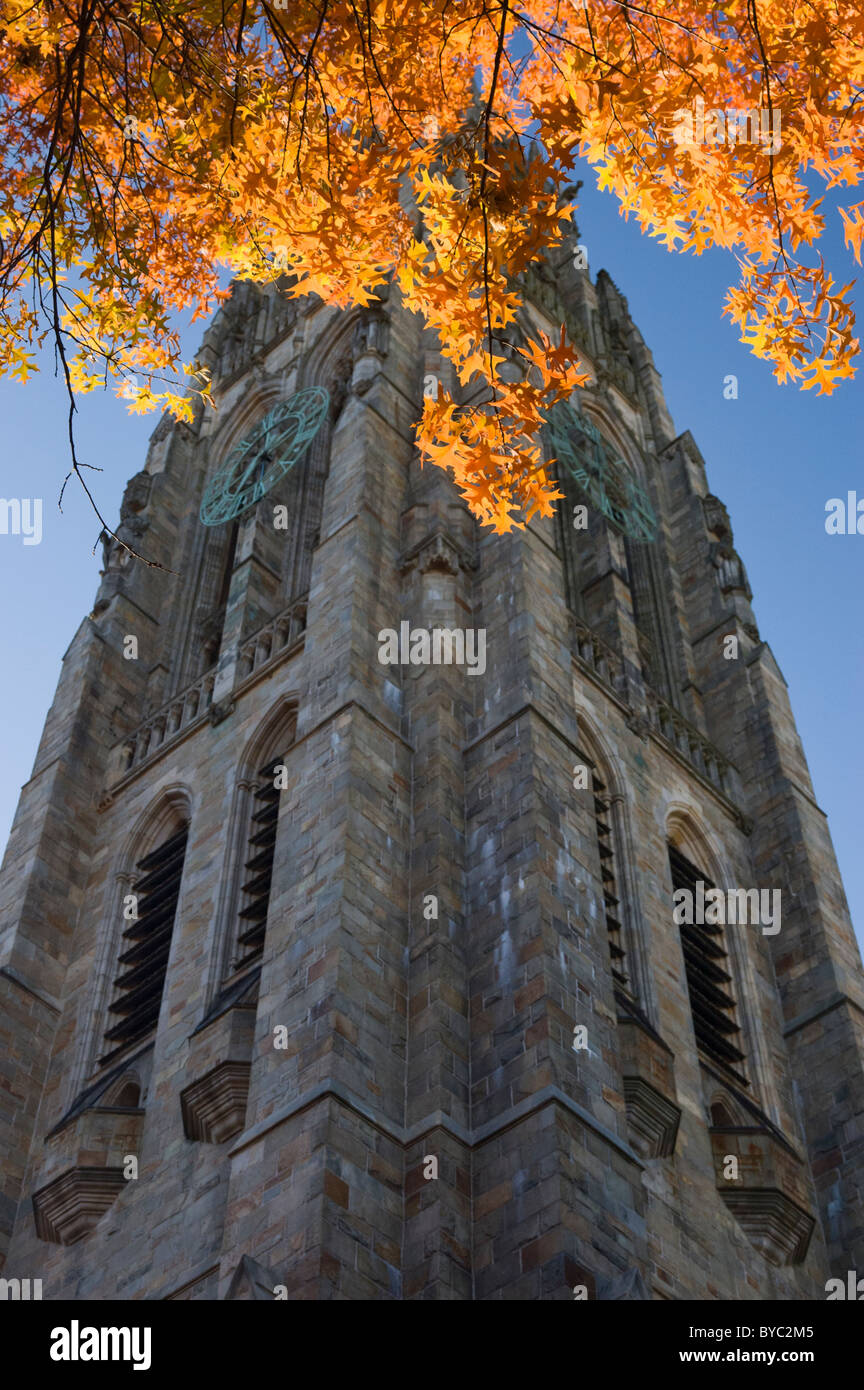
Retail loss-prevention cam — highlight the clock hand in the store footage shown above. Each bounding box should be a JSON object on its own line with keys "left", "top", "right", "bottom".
{"left": 228, "top": 415, "right": 295, "bottom": 497}
{"left": 229, "top": 443, "right": 271, "bottom": 495}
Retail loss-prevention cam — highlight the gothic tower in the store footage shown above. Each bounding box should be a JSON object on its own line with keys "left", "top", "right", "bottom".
{"left": 1, "top": 234, "right": 862, "bottom": 1300}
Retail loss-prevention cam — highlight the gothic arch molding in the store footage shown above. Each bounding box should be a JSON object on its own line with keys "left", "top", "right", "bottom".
{"left": 239, "top": 695, "right": 299, "bottom": 782}
{"left": 206, "top": 697, "right": 299, "bottom": 997}
{"left": 664, "top": 802, "right": 776, "bottom": 1118}
{"left": 206, "top": 378, "right": 288, "bottom": 478}
{"left": 117, "top": 783, "right": 194, "bottom": 876}
{"left": 72, "top": 785, "right": 194, "bottom": 1094}
{"left": 666, "top": 803, "right": 728, "bottom": 889}
{"left": 101, "top": 1071, "right": 144, "bottom": 1109}
{"left": 708, "top": 1089, "right": 748, "bottom": 1128}
{"left": 180, "top": 319, "right": 359, "bottom": 690}
{"left": 579, "top": 395, "right": 648, "bottom": 485}
{"left": 575, "top": 704, "right": 654, "bottom": 1017}
{"left": 296, "top": 306, "right": 361, "bottom": 401}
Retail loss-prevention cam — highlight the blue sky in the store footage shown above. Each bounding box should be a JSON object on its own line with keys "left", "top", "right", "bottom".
{"left": 0, "top": 169, "right": 861, "bottom": 953}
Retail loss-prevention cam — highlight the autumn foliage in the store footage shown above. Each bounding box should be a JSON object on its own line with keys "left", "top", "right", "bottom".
{"left": 1, "top": 1, "right": 862, "bottom": 534}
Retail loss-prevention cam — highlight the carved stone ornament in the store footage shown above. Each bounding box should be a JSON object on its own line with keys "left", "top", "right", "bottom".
{"left": 208, "top": 698, "right": 235, "bottom": 727}
{"left": 180, "top": 1061, "right": 251, "bottom": 1144}
{"left": 33, "top": 1167, "right": 127, "bottom": 1245}
{"left": 709, "top": 1126, "right": 815, "bottom": 1265}
{"left": 352, "top": 303, "right": 390, "bottom": 360}
{"left": 703, "top": 492, "right": 732, "bottom": 539}
{"left": 120, "top": 470, "right": 153, "bottom": 517}
{"left": 399, "top": 530, "right": 476, "bottom": 578}
{"left": 618, "top": 1009, "right": 681, "bottom": 1159}
{"left": 710, "top": 540, "right": 752, "bottom": 598}
{"left": 625, "top": 709, "right": 651, "bottom": 743}
{"left": 703, "top": 493, "right": 752, "bottom": 598}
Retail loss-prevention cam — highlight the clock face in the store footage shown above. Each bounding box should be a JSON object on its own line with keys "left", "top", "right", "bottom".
{"left": 200, "top": 387, "right": 330, "bottom": 526}
{"left": 544, "top": 400, "right": 657, "bottom": 542}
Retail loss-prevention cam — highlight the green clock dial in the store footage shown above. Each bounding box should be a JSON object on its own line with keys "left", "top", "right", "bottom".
{"left": 200, "top": 387, "right": 330, "bottom": 526}
{"left": 544, "top": 399, "right": 657, "bottom": 543}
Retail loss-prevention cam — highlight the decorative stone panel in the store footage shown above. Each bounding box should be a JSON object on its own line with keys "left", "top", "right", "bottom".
{"left": 33, "top": 1167, "right": 127, "bottom": 1245}
{"left": 618, "top": 1012, "right": 681, "bottom": 1159}
{"left": 180, "top": 992, "right": 256, "bottom": 1143}
{"left": 180, "top": 1063, "right": 251, "bottom": 1144}
{"left": 710, "top": 1127, "right": 815, "bottom": 1265}
{"left": 32, "top": 1104, "right": 144, "bottom": 1244}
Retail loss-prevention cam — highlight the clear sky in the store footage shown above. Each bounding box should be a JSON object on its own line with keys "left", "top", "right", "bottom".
{"left": 0, "top": 171, "right": 861, "bottom": 953}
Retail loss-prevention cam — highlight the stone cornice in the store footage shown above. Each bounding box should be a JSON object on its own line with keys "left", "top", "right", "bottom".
{"left": 227, "top": 1079, "right": 644, "bottom": 1170}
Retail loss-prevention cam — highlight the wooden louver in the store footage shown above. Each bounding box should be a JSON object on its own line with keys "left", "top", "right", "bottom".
{"left": 593, "top": 775, "right": 630, "bottom": 996}
{"left": 234, "top": 756, "right": 282, "bottom": 969}
{"left": 668, "top": 844, "right": 748, "bottom": 1086}
{"left": 100, "top": 823, "right": 189, "bottom": 1066}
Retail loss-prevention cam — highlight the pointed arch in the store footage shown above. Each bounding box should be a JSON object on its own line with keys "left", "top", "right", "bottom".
{"left": 580, "top": 398, "right": 647, "bottom": 485}
{"left": 172, "top": 303, "right": 365, "bottom": 696}
{"left": 98, "top": 789, "right": 193, "bottom": 1069}
{"left": 101, "top": 1072, "right": 144, "bottom": 1109}
{"left": 206, "top": 378, "right": 289, "bottom": 477}
{"left": 118, "top": 784, "right": 193, "bottom": 877}
{"left": 181, "top": 354, "right": 348, "bottom": 685}
{"left": 283, "top": 308, "right": 358, "bottom": 596}
{"left": 665, "top": 807, "right": 750, "bottom": 1090}
{"left": 666, "top": 804, "right": 780, "bottom": 1120}
{"left": 72, "top": 785, "right": 194, "bottom": 1089}
{"left": 574, "top": 706, "right": 652, "bottom": 1016}
{"left": 708, "top": 1090, "right": 747, "bottom": 1128}
{"left": 545, "top": 393, "right": 645, "bottom": 626}
{"left": 295, "top": 305, "right": 362, "bottom": 401}
{"left": 666, "top": 805, "right": 727, "bottom": 888}
{"left": 240, "top": 695, "right": 299, "bottom": 781}
{"left": 549, "top": 391, "right": 681, "bottom": 702}
{"left": 207, "top": 698, "right": 300, "bottom": 995}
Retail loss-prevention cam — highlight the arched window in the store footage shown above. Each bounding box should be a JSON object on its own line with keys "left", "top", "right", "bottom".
{"left": 547, "top": 403, "right": 653, "bottom": 601}
{"left": 591, "top": 770, "right": 630, "bottom": 997}
{"left": 194, "top": 340, "right": 353, "bottom": 665}
{"left": 199, "top": 519, "right": 239, "bottom": 671}
{"left": 623, "top": 532, "right": 678, "bottom": 700}
{"left": 275, "top": 342, "right": 354, "bottom": 605}
{"left": 212, "top": 701, "right": 298, "bottom": 990}
{"left": 105, "top": 1077, "right": 142, "bottom": 1109}
{"left": 710, "top": 1098, "right": 738, "bottom": 1128}
{"left": 576, "top": 719, "right": 649, "bottom": 1014}
{"left": 546, "top": 400, "right": 682, "bottom": 700}
{"left": 99, "top": 819, "right": 189, "bottom": 1067}
{"left": 668, "top": 841, "right": 748, "bottom": 1088}
{"left": 177, "top": 517, "right": 240, "bottom": 685}
{"left": 233, "top": 754, "right": 284, "bottom": 972}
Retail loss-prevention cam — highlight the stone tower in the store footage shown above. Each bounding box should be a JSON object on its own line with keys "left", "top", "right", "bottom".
{"left": 1, "top": 237, "right": 862, "bottom": 1301}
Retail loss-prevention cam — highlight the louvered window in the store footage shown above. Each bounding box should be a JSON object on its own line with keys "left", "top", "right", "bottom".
{"left": 234, "top": 756, "right": 282, "bottom": 970}
{"left": 593, "top": 775, "right": 630, "bottom": 997}
{"left": 668, "top": 845, "right": 747, "bottom": 1086}
{"left": 100, "top": 824, "right": 188, "bottom": 1066}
